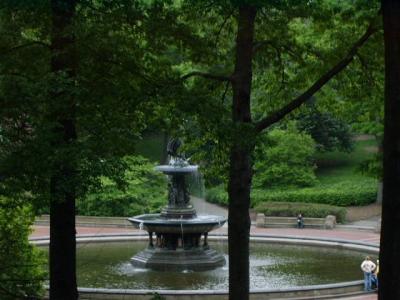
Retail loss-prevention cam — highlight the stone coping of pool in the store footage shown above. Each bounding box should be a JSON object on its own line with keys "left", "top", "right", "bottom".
{"left": 34, "top": 215, "right": 378, "bottom": 232}
{"left": 31, "top": 234, "right": 378, "bottom": 300}
{"left": 30, "top": 232, "right": 379, "bottom": 251}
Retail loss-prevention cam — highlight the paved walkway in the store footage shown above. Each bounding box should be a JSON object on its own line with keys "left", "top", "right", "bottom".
{"left": 191, "top": 196, "right": 228, "bottom": 218}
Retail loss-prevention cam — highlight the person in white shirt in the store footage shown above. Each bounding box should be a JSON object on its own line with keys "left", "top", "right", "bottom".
{"left": 361, "top": 256, "right": 376, "bottom": 292}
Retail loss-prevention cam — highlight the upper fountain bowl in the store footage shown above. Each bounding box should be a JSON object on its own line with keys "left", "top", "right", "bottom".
{"left": 155, "top": 164, "right": 198, "bottom": 174}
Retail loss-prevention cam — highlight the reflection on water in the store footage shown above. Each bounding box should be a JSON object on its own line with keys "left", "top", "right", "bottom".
{"left": 55, "top": 241, "right": 369, "bottom": 290}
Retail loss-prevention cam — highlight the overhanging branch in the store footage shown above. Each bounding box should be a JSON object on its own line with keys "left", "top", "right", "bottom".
{"left": 255, "top": 19, "right": 380, "bottom": 133}
{"left": 0, "top": 41, "right": 50, "bottom": 57}
{"left": 181, "top": 71, "right": 232, "bottom": 82}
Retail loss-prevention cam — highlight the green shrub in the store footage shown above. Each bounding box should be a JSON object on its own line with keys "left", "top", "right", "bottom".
{"left": 254, "top": 126, "right": 317, "bottom": 188}
{"left": 77, "top": 156, "right": 166, "bottom": 217}
{"left": 206, "top": 179, "right": 377, "bottom": 209}
{"left": 205, "top": 185, "right": 228, "bottom": 206}
{"left": 254, "top": 201, "right": 347, "bottom": 223}
{"left": 0, "top": 197, "right": 46, "bottom": 299}
{"left": 251, "top": 181, "right": 376, "bottom": 207}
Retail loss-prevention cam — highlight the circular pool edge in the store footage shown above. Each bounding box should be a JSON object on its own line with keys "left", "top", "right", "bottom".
{"left": 31, "top": 234, "right": 378, "bottom": 300}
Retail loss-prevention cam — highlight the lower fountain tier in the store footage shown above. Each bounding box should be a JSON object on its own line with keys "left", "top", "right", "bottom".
{"left": 128, "top": 214, "right": 226, "bottom": 234}
{"left": 131, "top": 247, "right": 226, "bottom": 271}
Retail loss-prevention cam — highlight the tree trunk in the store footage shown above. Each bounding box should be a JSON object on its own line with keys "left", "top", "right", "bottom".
{"left": 380, "top": 1, "right": 400, "bottom": 299}
{"left": 228, "top": 6, "right": 256, "bottom": 300}
{"left": 49, "top": 0, "right": 78, "bottom": 299}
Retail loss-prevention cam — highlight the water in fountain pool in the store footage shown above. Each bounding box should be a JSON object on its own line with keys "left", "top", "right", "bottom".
{"left": 42, "top": 240, "right": 372, "bottom": 290}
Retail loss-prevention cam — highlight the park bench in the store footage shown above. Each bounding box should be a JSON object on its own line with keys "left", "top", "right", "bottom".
{"left": 256, "top": 214, "right": 336, "bottom": 229}
{"left": 35, "top": 215, "right": 131, "bottom": 228}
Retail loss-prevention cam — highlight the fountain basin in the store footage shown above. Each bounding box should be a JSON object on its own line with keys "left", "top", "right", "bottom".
{"left": 131, "top": 247, "right": 226, "bottom": 271}
{"left": 128, "top": 214, "right": 226, "bottom": 234}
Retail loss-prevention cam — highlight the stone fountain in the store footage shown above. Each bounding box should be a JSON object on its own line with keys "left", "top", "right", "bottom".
{"left": 128, "top": 139, "right": 226, "bottom": 271}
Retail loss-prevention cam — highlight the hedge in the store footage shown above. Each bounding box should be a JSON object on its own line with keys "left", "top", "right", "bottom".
{"left": 206, "top": 186, "right": 229, "bottom": 206}
{"left": 254, "top": 201, "right": 347, "bottom": 223}
{"left": 77, "top": 193, "right": 165, "bottom": 217}
{"left": 206, "top": 180, "right": 377, "bottom": 208}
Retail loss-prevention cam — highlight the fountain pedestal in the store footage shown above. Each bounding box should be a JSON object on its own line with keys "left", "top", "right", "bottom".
{"left": 128, "top": 140, "right": 226, "bottom": 271}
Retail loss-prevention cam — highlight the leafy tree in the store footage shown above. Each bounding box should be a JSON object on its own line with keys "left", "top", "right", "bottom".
{"left": 380, "top": 1, "right": 400, "bottom": 299}
{"left": 0, "top": 198, "right": 46, "bottom": 299}
{"left": 177, "top": 1, "right": 381, "bottom": 299}
{"left": 253, "top": 126, "right": 317, "bottom": 188}
{"left": 0, "top": 0, "right": 189, "bottom": 298}
{"left": 297, "top": 105, "right": 354, "bottom": 153}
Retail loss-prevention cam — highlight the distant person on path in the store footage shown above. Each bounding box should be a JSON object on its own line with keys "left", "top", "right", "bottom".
{"left": 361, "top": 256, "right": 376, "bottom": 292}
{"left": 371, "top": 259, "right": 379, "bottom": 290}
{"left": 297, "top": 214, "right": 304, "bottom": 229}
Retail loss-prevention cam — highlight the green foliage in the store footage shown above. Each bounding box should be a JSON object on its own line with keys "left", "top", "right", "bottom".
{"left": 297, "top": 105, "right": 354, "bottom": 153}
{"left": 254, "top": 126, "right": 317, "bottom": 188}
{"left": 250, "top": 181, "right": 376, "bottom": 207}
{"left": 0, "top": 0, "right": 192, "bottom": 209}
{"left": 254, "top": 201, "right": 346, "bottom": 223}
{"left": 357, "top": 152, "right": 383, "bottom": 180}
{"left": 206, "top": 177, "right": 376, "bottom": 208}
{"left": 205, "top": 185, "right": 229, "bottom": 206}
{"left": 77, "top": 156, "right": 166, "bottom": 217}
{"left": 0, "top": 197, "right": 46, "bottom": 299}
{"left": 134, "top": 133, "right": 166, "bottom": 163}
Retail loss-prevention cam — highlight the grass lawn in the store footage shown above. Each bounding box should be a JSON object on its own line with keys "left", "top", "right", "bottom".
{"left": 315, "top": 138, "right": 378, "bottom": 186}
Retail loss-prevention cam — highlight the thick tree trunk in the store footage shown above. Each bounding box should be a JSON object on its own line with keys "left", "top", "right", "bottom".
{"left": 49, "top": 0, "right": 78, "bottom": 299}
{"left": 380, "top": 1, "right": 400, "bottom": 299}
{"left": 228, "top": 6, "right": 256, "bottom": 300}
{"left": 50, "top": 177, "right": 77, "bottom": 300}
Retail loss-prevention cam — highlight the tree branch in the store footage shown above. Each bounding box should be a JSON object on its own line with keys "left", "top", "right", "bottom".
{"left": 0, "top": 41, "right": 50, "bottom": 57}
{"left": 221, "top": 81, "right": 230, "bottom": 103}
{"left": 214, "top": 9, "right": 234, "bottom": 49}
{"left": 181, "top": 71, "right": 232, "bottom": 82}
{"left": 356, "top": 53, "right": 376, "bottom": 85}
{"left": 253, "top": 40, "right": 305, "bottom": 64}
{"left": 255, "top": 20, "right": 380, "bottom": 133}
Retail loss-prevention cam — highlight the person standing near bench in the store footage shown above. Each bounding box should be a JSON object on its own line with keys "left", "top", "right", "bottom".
{"left": 361, "top": 256, "right": 376, "bottom": 292}
{"left": 297, "top": 213, "right": 304, "bottom": 229}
